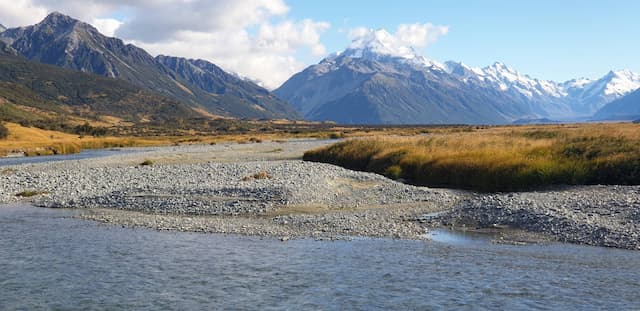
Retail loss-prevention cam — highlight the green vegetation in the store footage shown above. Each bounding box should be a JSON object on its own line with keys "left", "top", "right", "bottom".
{"left": 304, "top": 123, "right": 640, "bottom": 192}
{"left": 0, "top": 54, "right": 200, "bottom": 128}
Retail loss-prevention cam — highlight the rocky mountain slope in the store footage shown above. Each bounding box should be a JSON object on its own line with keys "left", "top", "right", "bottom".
{"left": 156, "top": 56, "right": 299, "bottom": 119}
{"left": 275, "top": 30, "right": 533, "bottom": 124}
{"left": 593, "top": 88, "right": 640, "bottom": 120}
{"left": 276, "top": 29, "right": 640, "bottom": 124}
{"left": 0, "top": 52, "right": 201, "bottom": 125}
{"left": 0, "top": 12, "right": 298, "bottom": 120}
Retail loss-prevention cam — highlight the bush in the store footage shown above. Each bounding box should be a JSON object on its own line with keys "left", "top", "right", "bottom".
{"left": 384, "top": 165, "right": 403, "bottom": 180}
{"left": 0, "top": 122, "right": 8, "bottom": 139}
{"left": 139, "top": 160, "right": 154, "bottom": 166}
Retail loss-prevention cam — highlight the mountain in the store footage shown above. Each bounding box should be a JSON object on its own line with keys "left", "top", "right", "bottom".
{"left": 0, "top": 52, "right": 201, "bottom": 124}
{"left": 0, "top": 23, "right": 6, "bottom": 33}
{"left": 564, "top": 70, "right": 640, "bottom": 116}
{"left": 0, "top": 12, "right": 298, "bottom": 120}
{"left": 275, "top": 29, "right": 535, "bottom": 124}
{"left": 444, "top": 61, "right": 572, "bottom": 118}
{"left": 593, "top": 88, "right": 640, "bottom": 120}
{"left": 277, "top": 28, "right": 639, "bottom": 124}
{"left": 156, "top": 56, "right": 299, "bottom": 119}
{"left": 0, "top": 41, "right": 17, "bottom": 56}
{"left": 445, "top": 62, "right": 640, "bottom": 119}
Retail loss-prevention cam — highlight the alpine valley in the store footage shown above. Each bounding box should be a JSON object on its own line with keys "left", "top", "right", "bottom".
{"left": 275, "top": 29, "right": 640, "bottom": 124}
{"left": 1, "top": 13, "right": 639, "bottom": 126}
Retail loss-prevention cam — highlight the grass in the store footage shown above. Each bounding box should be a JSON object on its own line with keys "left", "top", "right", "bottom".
{"left": 15, "top": 190, "right": 49, "bottom": 197}
{"left": 242, "top": 171, "right": 272, "bottom": 181}
{"left": 303, "top": 123, "right": 640, "bottom": 192}
{"left": 0, "top": 121, "right": 468, "bottom": 157}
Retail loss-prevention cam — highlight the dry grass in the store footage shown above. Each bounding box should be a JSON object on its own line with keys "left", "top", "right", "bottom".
{"left": 0, "top": 121, "right": 463, "bottom": 157}
{"left": 241, "top": 171, "right": 272, "bottom": 181}
{"left": 15, "top": 190, "right": 49, "bottom": 197}
{"left": 304, "top": 123, "right": 640, "bottom": 192}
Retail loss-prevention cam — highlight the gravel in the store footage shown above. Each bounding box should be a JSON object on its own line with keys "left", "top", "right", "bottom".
{"left": 0, "top": 140, "right": 457, "bottom": 240}
{"left": 426, "top": 186, "right": 640, "bottom": 250}
{"left": 1, "top": 139, "right": 639, "bottom": 249}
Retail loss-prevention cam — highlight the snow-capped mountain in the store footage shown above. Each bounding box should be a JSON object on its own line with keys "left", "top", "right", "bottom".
{"left": 0, "top": 23, "right": 6, "bottom": 33}
{"left": 275, "top": 29, "right": 536, "bottom": 124}
{"left": 341, "top": 29, "right": 446, "bottom": 71}
{"left": 565, "top": 70, "right": 640, "bottom": 115}
{"left": 276, "top": 28, "right": 640, "bottom": 124}
{"left": 593, "top": 87, "right": 640, "bottom": 121}
{"left": 445, "top": 61, "right": 640, "bottom": 119}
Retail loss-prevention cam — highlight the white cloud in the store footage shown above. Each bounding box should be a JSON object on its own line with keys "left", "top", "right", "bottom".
{"left": 0, "top": 0, "right": 330, "bottom": 89}
{"left": 395, "top": 23, "right": 449, "bottom": 47}
{"left": 0, "top": 0, "right": 48, "bottom": 27}
{"left": 91, "top": 18, "right": 122, "bottom": 37}
{"left": 349, "top": 22, "right": 449, "bottom": 51}
{"left": 348, "top": 27, "right": 371, "bottom": 40}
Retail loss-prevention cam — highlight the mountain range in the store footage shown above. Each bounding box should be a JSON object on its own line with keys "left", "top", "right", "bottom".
{"left": 275, "top": 29, "right": 640, "bottom": 124}
{"left": 0, "top": 12, "right": 299, "bottom": 122}
{"left": 0, "top": 46, "right": 200, "bottom": 126}
{"left": 0, "top": 14, "right": 638, "bottom": 126}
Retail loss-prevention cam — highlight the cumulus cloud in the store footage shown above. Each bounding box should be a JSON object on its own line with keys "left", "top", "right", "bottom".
{"left": 396, "top": 23, "right": 449, "bottom": 47}
{"left": 91, "top": 18, "right": 122, "bottom": 37}
{"left": 0, "top": 0, "right": 48, "bottom": 27}
{"left": 349, "top": 22, "right": 449, "bottom": 50}
{"left": 0, "top": 0, "right": 330, "bottom": 89}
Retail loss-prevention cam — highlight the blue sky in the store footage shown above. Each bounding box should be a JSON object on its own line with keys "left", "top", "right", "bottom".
{"left": 287, "top": 0, "right": 640, "bottom": 82}
{"left": 1, "top": 0, "right": 638, "bottom": 88}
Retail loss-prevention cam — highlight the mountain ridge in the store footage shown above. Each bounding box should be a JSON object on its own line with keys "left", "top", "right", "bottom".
{"left": 0, "top": 12, "right": 299, "bottom": 120}
{"left": 276, "top": 29, "right": 640, "bottom": 124}
{"left": 0, "top": 52, "right": 202, "bottom": 125}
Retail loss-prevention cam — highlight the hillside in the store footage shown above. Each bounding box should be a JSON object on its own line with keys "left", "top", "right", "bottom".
{"left": 0, "top": 53, "right": 202, "bottom": 126}
{"left": 0, "top": 12, "right": 298, "bottom": 120}
{"left": 593, "top": 89, "right": 640, "bottom": 120}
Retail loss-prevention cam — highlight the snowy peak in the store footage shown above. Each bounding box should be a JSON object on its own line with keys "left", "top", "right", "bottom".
{"left": 344, "top": 29, "right": 419, "bottom": 60}
{"left": 0, "top": 23, "right": 6, "bottom": 33}
{"left": 600, "top": 70, "right": 640, "bottom": 96}
{"left": 336, "top": 28, "right": 445, "bottom": 72}
{"left": 483, "top": 62, "right": 520, "bottom": 78}
{"left": 445, "top": 60, "right": 566, "bottom": 99}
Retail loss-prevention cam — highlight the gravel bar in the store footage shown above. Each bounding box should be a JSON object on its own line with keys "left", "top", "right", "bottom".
{"left": 1, "top": 139, "right": 639, "bottom": 249}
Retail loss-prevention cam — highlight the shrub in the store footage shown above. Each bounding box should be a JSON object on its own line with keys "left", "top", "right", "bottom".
{"left": 139, "top": 160, "right": 154, "bottom": 166}
{"left": 384, "top": 165, "right": 403, "bottom": 180}
{"left": 0, "top": 122, "right": 8, "bottom": 139}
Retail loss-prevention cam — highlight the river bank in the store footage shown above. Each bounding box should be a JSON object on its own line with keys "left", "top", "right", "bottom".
{"left": 0, "top": 139, "right": 638, "bottom": 249}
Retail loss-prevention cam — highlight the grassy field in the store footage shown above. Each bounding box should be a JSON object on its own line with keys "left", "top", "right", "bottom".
{"left": 0, "top": 121, "right": 452, "bottom": 157}
{"left": 303, "top": 123, "right": 640, "bottom": 192}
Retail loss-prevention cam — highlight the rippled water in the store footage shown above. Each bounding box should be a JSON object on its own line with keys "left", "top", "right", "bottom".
{"left": 0, "top": 149, "right": 133, "bottom": 167}
{"left": 1, "top": 205, "right": 639, "bottom": 310}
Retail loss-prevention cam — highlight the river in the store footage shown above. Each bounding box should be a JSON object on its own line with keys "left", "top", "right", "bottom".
{"left": 1, "top": 204, "right": 638, "bottom": 310}
{"left": 0, "top": 149, "right": 135, "bottom": 167}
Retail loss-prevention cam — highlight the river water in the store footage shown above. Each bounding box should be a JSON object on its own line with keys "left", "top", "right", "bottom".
{"left": 0, "top": 205, "right": 638, "bottom": 310}
{"left": 0, "top": 149, "right": 134, "bottom": 167}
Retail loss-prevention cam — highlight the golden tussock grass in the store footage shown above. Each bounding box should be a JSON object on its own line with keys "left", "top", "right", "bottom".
{"left": 304, "top": 123, "right": 640, "bottom": 192}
